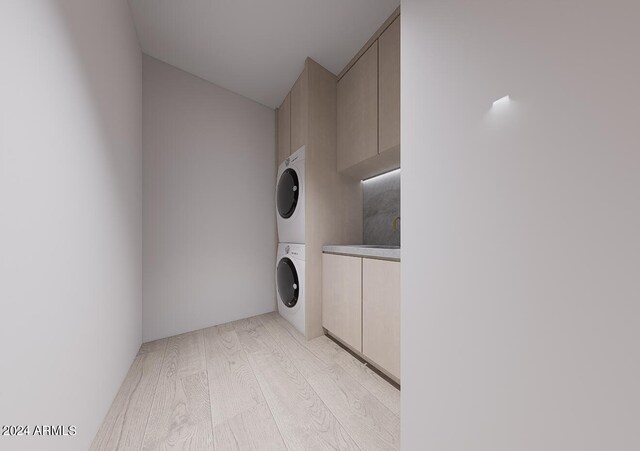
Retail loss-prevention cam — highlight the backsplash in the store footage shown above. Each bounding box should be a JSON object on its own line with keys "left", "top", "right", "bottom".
{"left": 363, "top": 170, "right": 400, "bottom": 246}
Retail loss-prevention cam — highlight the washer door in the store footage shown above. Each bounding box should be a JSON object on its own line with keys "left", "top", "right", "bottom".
{"left": 277, "top": 168, "right": 299, "bottom": 219}
{"left": 277, "top": 257, "right": 299, "bottom": 308}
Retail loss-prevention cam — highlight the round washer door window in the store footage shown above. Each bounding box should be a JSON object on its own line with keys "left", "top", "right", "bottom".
{"left": 277, "top": 257, "right": 299, "bottom": 308}
{"left": 277, "top": 168, "right": 299, "bottom": 219}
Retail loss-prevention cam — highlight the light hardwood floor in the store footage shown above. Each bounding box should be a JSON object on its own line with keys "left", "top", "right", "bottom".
{"left": 91, "top": 312, "right": 400, "bottom": 450}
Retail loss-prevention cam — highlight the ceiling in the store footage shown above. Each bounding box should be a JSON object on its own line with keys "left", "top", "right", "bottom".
{"left": 129, "top": 0, "right": 399, "bottom": 108}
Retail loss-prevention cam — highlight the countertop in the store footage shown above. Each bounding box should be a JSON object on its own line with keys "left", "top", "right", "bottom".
{"left": 322, "top": 245, "right": 400, "bottom": 261}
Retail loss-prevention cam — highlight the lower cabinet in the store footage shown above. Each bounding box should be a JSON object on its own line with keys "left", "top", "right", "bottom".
{"left": 322, "top": 253, "right": 400, "bottom": 380}
{"left": 362, "top": 258, "right": 401, "bottom": 379}
{"left": 322, "top": 253, "right": 362, "bottom": 352}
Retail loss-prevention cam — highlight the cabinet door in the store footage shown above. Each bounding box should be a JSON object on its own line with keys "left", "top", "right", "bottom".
{"left": 277, "top": 93, "right": 291, "bottom": 165}
{"left": 322, "top": 254, "right": 362, "bottom": 352}
{"left": 378, "top": 17, "right": 400, "bottom": 155}
{"left": 290, "top": 69, "right": 307, "bottom": 152}
{"left": 363, "top": 258, "right": 400, "bottom": 379}
{"left": 337, "top": 41, "right": 378, "bottom": 172}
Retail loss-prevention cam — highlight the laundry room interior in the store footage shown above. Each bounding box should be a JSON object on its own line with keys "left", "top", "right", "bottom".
{"left": 6, "top": 1, "right": 637, "bottom": 450}
{"left": 141, "top": 8, "right": 402, "bottom": 368}
{"left": 124, "top": 5, "right": 403, "bottom": 447}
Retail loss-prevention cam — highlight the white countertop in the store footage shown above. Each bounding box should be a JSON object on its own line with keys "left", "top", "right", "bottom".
{"left": 323, "top": 245, "right": 400, "bottom": 261}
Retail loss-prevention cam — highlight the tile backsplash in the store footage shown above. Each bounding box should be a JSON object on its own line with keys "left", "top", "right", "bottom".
{"left": 363, "top": 170, "right": 400, "bottom": 246}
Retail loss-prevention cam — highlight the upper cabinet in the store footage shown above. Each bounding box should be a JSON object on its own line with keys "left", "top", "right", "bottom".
{"left": 277, "top": 93, "right": 291, "bottom": 165}
{"left": 337, "top": 42, "right": 378, "bottom": 173}
{"left": 337, "top": 11, "right": 400, "bottom": 180}
{"left": 277, "top": 69, "right": 308, "bottom": 166}
{"left": 290, "top": 70, "right": 308, "bottom": 153}
{"left": 378, "top": 16, "right": 400, "bottom": 156}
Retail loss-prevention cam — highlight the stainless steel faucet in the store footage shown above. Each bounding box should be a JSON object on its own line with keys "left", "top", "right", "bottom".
{"left": 392, "top": 216, "right": 401, "bottom": 232}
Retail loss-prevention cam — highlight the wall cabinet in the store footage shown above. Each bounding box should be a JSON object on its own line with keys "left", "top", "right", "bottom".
{"left": 337, "top": 15, "right": 400, "bottom": 180}
{"left": 378, "top": 16, "right": 400, "bottom": 156}
{"left": 277, "top": 70, "right": 308, "bottom": 165}
{"left": 277, "top": 93, "right": 291, "bottom": 165}
{"left": 322, "top": 253, "right": 362, "bottom": 351}
{"left": 290, "top": 70, "right": 307, "bottom": 153}
{"left": 337, "top": 42, "right": 378, "bottom": 173}
{"left": 322, "top": 253, "right": 400, "bottom": 380}
{"left": 362, "top": 258, "right": 400, "bottom": 379}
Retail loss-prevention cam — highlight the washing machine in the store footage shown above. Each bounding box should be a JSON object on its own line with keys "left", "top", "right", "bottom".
{"left": 276, "top": 243, "right": 305, "bottom": 335}
{"left": 276, "top": 145, "right": 305, "bottom": 244}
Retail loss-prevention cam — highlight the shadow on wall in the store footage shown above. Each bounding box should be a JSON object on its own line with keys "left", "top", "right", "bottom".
{"left": 1, "top": 1, "right": 142, "bottom": 450}
{"left": 363, "top": 169, "right": 400, "bottom": 246}
{"left": 53, "top": 0, "right": 143, "bottom": 230}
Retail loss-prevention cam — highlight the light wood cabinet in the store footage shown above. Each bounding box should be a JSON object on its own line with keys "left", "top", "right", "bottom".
{"left": 276, "top": 59, "right": 362, "bottom": 340}
{"left": 277, "top": 93, "right": 291, "bottom": 164}
{"left": 337, "top": 41, "right": 378, "bottom": 173}
{"left": 277, "top": 68, "right": 308, "bottom": 163}
{"left": 363, "top": 258, "right": 400, "bottom": 379}
{"left": 322, "top": 254, "right": 362, "bottom": 352}
{"left": 378, "top": 16, "right": 400, "bottom": 156}
{"left": 323, "top": 253, "right": 400, "bottom": 381}
{"left": 336, "top": 11, "right": 401, "bottom": 180}
{"left": 290, "top": 70, "right": 307, "bottom": 152}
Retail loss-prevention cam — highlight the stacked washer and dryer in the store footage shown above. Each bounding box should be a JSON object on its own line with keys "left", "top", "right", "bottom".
{"left": 275, "top": 146, "right": 306, "bottom": 335}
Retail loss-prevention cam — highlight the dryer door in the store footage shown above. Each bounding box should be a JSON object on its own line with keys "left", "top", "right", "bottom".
{"left": 277, "top": 168, "right": 299, "bottom": 219}
{"left": 277, "top": 257, "right": 299, "bottom": 308}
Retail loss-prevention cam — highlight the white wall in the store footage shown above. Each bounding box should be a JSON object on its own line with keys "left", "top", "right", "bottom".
{"left": 0, "top": 1, "right": 142, "bottom": 450}
{"left": 402, "top": 1, "right": 640, "bottom": 449}
{"left": 143, "top": 55, "right": 276, "bottom": 341}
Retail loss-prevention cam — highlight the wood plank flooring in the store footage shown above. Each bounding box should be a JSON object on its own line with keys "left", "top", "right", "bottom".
{"left": 91, "top": 312, "right": 400, "bottom": 450}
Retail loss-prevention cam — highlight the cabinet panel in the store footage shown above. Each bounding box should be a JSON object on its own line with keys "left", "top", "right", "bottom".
{"left": 378, "top": 17, "right": 400, "bottom": 155}
{"left": 363, "top": 259, "right": 400, "bottom": 379}
{"left": 290, "top": 69, "right": 307, "bottom": 152}
{"left": 337, "top": 42, "right": 378, "bottom": 173}
{"left": 322, "top": 254, "right": 362, "bottom": 351}
{"left": 277, "top": 93, "right": 291, "bottom": 165}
